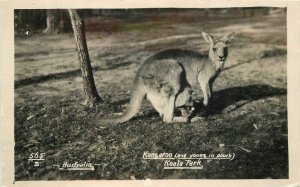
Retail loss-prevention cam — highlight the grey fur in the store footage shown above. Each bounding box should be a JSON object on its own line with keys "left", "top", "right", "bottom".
{"left": 97, "top": 32, "right": 234, "bottom": 124}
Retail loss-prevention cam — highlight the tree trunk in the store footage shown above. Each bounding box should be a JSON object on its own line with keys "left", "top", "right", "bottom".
{"left": 44, "top": 10, "right": 71, "bottom": 34}
{"left": 43, "top": 10, "right": 58, "bottom": 34}
{"left": 68, "top": 9, "right": 102, "bottom": 106}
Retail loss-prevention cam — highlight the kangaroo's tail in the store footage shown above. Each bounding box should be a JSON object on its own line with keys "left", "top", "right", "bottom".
{"left": 96, "top": 85, "right": 146, "bottom": 124}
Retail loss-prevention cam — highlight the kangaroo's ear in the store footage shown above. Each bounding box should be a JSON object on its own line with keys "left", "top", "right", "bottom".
{"left": 221, "top": 32, "right": 235, "bottom": 44}
{"left": 202, "top": 32, "right": 214, "bottom": 44}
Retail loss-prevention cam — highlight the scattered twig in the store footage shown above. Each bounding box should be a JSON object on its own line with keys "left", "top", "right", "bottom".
{"left": 238, "top": 146, "right": 252, "bottom": 153}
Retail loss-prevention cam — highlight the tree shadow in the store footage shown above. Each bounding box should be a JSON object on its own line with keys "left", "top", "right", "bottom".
{"left": 104, "top": 61, "right": 133, "bottom": 70}
{"left": 14, "top": 62, "right": 133, "bottom": 89}
{"left": 15, "top": 69, "right": 82, "bottom": 89}
{"left": 15, "top": 48, "right": 76, "bottom": 62}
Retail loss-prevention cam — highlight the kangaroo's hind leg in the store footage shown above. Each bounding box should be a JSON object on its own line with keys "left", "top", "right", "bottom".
{"left": 162, "top": 94, "right": 176, "bottom": 123}
{"left": 146, "top": 90, "right": 165, "bottom": 117}
{"left": 161, "top": 88, "right": 190, "bottom": 123}
{"left": 160, "top": 92, "right": 189, "bottom": 123}
{"left": 143, "top": 59, "right": 190, "bottom": 123}
{"left": 147, "top": 89, "right": 177, "bottom": 122}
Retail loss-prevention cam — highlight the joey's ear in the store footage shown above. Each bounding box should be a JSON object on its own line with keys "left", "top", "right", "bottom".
{"left": 202, "top": 32, "right": 214, "bottom": 44}
{"left": 221, "top": 32, "right": 235, "bottom": 44}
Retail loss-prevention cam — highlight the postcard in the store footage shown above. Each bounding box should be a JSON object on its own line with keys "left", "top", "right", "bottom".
{"left": 1, "top": 0, "right": 299, "bottom": 187}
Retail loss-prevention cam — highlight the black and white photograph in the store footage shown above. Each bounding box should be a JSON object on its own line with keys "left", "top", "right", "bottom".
{"left": 1, "top": 1, "right": 300, "bottom": 186}
{"left": 13, "top": 7, "right": 289, "bottom": 180}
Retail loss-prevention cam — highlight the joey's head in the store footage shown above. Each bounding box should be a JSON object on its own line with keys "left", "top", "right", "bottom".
{"left": 202, "top": 32, "right": 235, "bottom": 64}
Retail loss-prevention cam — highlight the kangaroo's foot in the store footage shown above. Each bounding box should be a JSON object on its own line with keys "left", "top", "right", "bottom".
{"left": 190, "top": 116, "right": 205, "bottom": 122}
{"left": 172, "top": 116, "right": 189, "bottom": 123}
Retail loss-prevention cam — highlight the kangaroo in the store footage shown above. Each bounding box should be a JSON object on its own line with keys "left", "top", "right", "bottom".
{"left": 97, "top": 32, "right": 234, "bottom": 124}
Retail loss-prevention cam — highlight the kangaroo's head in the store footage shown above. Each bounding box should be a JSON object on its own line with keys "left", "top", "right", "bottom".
{"left": 202, "top": 32, "right": 235, "bottom": 66}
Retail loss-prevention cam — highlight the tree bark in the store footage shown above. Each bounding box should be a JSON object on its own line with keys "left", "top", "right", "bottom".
{"left": 44, "top": 10, "right": 71, "bottom": 34}
{"left": 43, "top": 10, "right": 58, "bottom": 34}
{"left": 68, "top": 9, "right": 102, "bottom": 106}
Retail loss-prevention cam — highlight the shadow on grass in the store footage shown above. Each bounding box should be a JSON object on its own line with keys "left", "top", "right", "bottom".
{"left": 202, "top": 84, "right": 286, "bottom": 115}
{"left": 15, "top": 69, "right": 82, "bottom": 89}
{"left": 15, "top": 48, "right": 76, "bottom": 62}
{"left": 110, "top": 84, "right": 286, "bottom": 118}
{"left": 14, "top": 61, "right": 133, "bottom": 89}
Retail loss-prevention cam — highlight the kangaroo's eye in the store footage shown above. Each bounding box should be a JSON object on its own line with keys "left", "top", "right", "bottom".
{"left": 213, "top": 47, "right": 217, "bottom": 52}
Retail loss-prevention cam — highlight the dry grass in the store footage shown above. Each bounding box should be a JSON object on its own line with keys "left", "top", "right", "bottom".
{"left": 15, "top": 10, "right": 287, "bottom": 180}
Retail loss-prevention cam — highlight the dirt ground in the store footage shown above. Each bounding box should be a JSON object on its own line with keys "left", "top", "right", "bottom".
{"left": 14, "top": 9, "right": 287, "bottom": 180}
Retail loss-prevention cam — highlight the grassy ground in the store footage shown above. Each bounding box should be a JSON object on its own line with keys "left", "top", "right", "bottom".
{"left": 14, "top": 10, "right": 287, "bottom": 180}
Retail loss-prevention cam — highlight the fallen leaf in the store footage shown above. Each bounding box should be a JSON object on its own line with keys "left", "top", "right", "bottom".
{"left": 253, "top": 124, "right": 258, "bottom": 130}
{"left": 270, "top": 112, "right": 280, "bottom": 116}
{"left": 238, "top": 146, "right": 252, "bottom": 153}
{"left": 219, "top": 143, "right": 225, "bottom": 147}
{"left": 26, "top": 115, "right": 35, "bottom": 120}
